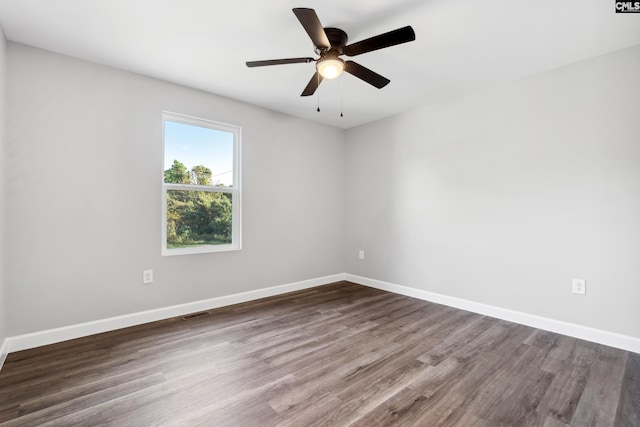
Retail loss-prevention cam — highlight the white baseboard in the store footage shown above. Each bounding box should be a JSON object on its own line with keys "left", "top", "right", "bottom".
{"left": 345, "top": 273, "right": 640, "bottom": 354}
{"left": 3, "top": 271, "right": 638, "bottom": 369}
{"left": 0, "top": 338, "right": 8, "bottom": 371}
{"left": 4, "top": 273, "right": 346, "bottom": 355}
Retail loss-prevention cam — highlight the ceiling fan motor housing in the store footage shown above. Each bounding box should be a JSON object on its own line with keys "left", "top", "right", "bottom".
{"left": 316, "top": 27, "right": 348, "bottom": 57}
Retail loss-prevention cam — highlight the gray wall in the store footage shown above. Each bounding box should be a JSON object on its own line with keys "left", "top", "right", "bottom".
{"left": 4, "top": 40, "right": 639, "bottom": 342}
{"left": 344, "top": 46, "right": 640, "bottom": 338}
{"left": 5, "top": 43, "right": 345, "bottom": 336}
{"left": 0, "top": 26, "right": 6, "bottom": 346}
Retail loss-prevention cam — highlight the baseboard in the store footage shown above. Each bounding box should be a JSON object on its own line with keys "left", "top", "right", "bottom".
{"left": 4, "top": 271, "right": 638, "bottom": 363}
{"left": 345, "top": 273, "right": 640, "bottom": 354}
{"left": 0, "top": 337, "right": 8, "bottom": 371}
{"left": 4, "top": 273, "right": 346, "bottom": 354}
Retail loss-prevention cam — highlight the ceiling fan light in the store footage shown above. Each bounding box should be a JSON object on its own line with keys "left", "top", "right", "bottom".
{"left": 317, "top": 58, "right": 345, "bottom": 79}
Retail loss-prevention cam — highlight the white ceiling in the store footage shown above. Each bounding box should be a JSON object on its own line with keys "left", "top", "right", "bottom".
{"left": 0, "top": 0, "right": 639, "bottom": 129}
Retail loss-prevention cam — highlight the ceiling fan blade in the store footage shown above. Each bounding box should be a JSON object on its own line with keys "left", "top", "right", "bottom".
{"left": 292, "top": 8, "right": 331, "bottom": 50}
{"left": 301, "top": 72, "right": 323, "bottom": 96}
{"left": 344, "top": 61, "right": 390, "bottom": 89}
{"left": 344, "top": 26, "right": 415, "bottom": 57}
{"left": 246, "top": 57, "right": 315, "bottom": 67}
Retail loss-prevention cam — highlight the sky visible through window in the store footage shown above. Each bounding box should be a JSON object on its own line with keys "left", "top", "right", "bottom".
{"left": 164, "top": 120, "right": 234, "bottom": 186}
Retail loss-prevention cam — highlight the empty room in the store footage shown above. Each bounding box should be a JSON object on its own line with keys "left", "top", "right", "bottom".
{"left": 0, "top": 0, "right": 639, "bottom": 426}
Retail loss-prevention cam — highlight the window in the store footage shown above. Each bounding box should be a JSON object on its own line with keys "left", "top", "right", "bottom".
{"left": 162, "top": 112, "right": 241, "bottom": 255}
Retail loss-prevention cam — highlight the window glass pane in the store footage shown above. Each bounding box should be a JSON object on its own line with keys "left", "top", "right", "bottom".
{"left": 164, "top": 120, "right": 234, "bottom": 187}
{"left": 166, "top": 190, "right": 233, "bottom": 248}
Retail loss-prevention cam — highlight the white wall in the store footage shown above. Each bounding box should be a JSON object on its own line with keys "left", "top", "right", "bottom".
{"left": 0, "top": 25, "right": 6, "bottom": 347}
{"left": 5, "top": 43, "right": 345, "bottom": 336}
{"left": 345, "top": 45, "right": 640, "bottom": 338}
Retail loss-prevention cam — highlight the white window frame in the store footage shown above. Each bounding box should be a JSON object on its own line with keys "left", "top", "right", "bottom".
{"left": 161, "top": 112, "right": 242, "bottom": 256}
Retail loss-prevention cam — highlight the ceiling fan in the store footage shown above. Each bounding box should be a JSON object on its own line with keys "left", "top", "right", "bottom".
{"left": 246, "top": 8, "right": 416, "bottom": 96}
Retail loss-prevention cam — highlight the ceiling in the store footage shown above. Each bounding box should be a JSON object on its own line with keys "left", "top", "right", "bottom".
{"left": 0, "top": 0, "right": 639, "bottom": 129}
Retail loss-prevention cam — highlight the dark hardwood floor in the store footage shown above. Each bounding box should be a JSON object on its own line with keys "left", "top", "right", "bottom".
{"left": 0, "top": 281, "right": 638, "bottom": 426}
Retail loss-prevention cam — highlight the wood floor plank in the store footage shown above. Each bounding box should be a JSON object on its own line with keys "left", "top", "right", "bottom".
{"left": 409, "top": 342, "right": 539, "bottom": 426}
{"left": 318, "top": 360, "right": 432, "bottom": 427}
{"left": 0, "top": 281, "right": 635, "bottom": 426}
{"left": 570, "top": 349, "right": 628, "bottom": 426}
{"left": 2, "top": 373, "right": 167, "bottom": 426}
{"left": 535, "top": 343, "right": 593, "bottom": 424}
{"left": 615, "top": 352, "right": 640, "bottom": 426}
{"left": 416, "top": 315, "right": 498, "bottom": 365}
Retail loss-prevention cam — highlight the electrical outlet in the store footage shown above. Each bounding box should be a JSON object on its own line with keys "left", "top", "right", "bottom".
{"left": 143, "top": 270, "right": 153, "bottom": 284}
{"left": 358, "top": 250, "right": 365, "bottom": 260}
{"left": 572, "top": 278, "right": 586, "bottom": 295}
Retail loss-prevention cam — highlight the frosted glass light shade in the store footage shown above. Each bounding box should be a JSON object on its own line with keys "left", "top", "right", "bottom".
{"left": 317, "top": 58, "right": 345, "bottom": 79}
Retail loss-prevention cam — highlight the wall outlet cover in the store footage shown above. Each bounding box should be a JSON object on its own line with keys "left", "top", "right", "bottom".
{"left": 143, "top": 270, "right": 153, "bottom": 284}
{"left": 572, "top": 278, "right": 586, "bottom": 295}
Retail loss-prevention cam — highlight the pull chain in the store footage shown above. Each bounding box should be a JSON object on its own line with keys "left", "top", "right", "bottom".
{"left": 340, "top": 75, "right": 344, "bottom": 118}
{"left": 316, "top": 73, "right": 321, "bottom": 112}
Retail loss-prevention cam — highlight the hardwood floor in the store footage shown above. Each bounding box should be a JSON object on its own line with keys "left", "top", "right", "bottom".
{"left": 0, "top": 281, "right": 638, "bottom": 426}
